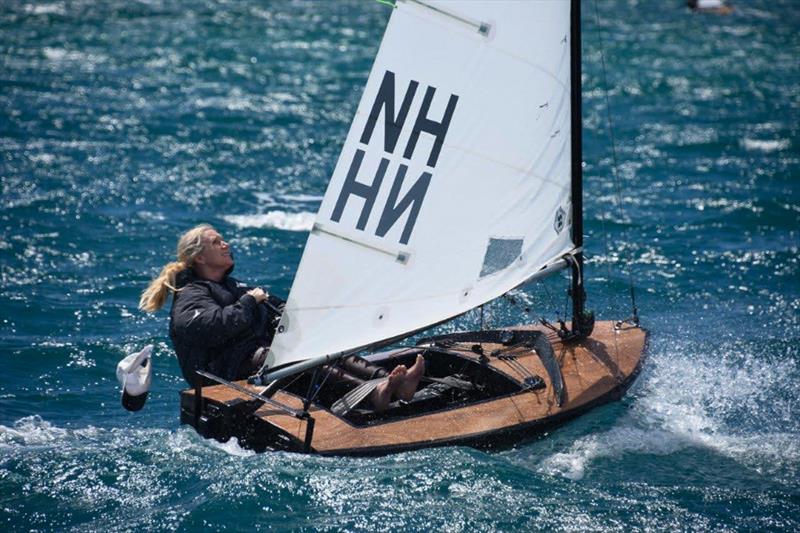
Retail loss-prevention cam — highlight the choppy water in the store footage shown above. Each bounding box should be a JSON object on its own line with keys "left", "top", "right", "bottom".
{"left": 1, "top": 0, "right": 798, "bottom": 530}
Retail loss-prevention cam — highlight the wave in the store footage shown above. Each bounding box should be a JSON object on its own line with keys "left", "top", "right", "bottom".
{"left": 741, "top": 138, "right": 791, "bottom": 152}
{"left": 0, "top": 415, "right": 255, "bottom": 456}
{"left": 538, "top": 423, "right": 799, "bottom": 485}
{"left": 538, "top": 339, "right": 800, "bottom": 486}
{"left": 223, "top": 211, "right": 315, "bottom": 232}
{"left": 26, "top": 3, "right": 66, "bottom": 15}
{"left": 0, "top": 415, "right": 72, "bottom": 446}
{"left": 252, "top": 192, "right": 323, "bottom": 207}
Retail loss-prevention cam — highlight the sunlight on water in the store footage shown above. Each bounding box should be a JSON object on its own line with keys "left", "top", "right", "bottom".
{"left": 1, "top": 0, "right": 798, "bottom": 529}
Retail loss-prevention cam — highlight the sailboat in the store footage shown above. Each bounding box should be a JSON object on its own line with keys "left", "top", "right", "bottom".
{"left": 687, "top": 0, "right": 734, "bottom": 15}
{"left": 180, "top": 0, "right": 647, "bottom": 455}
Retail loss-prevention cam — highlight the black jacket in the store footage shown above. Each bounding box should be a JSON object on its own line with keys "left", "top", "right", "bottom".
{"left": 169, "top": 268, "right": 284, "bottom": 386}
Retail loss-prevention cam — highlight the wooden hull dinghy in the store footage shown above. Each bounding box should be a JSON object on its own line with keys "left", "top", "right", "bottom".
{"left": 179, "top": 1, "right": 648, "bottom": 455}
{"left": 180, "top": 321, "right": 645, "bottom": 455}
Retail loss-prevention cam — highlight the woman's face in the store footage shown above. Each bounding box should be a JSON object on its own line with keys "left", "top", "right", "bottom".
{"left": 195, "top": 229, "right": 234, "bottom": 271}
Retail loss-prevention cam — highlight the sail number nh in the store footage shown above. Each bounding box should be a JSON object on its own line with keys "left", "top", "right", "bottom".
{"left": 330, "top": 70, "right": 459, "bottom": 245}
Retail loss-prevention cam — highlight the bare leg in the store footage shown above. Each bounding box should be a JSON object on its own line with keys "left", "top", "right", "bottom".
{"left": 370, "top": 365, "right": 405, "bottom": 411}
{"left": 396, "top": 355, "right": 425, "bottom": 402}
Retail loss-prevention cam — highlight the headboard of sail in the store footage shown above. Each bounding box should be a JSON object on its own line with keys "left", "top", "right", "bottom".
{"left": 267, "top": 0, "right": 575, "bottom": 368}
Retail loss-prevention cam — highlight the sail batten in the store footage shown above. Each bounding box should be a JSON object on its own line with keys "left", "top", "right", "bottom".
{"left": 266, "top": 1, "right": 575, "bottom": 369}
{"left": 404, "top": 0, "right": 492, "bottom": 35}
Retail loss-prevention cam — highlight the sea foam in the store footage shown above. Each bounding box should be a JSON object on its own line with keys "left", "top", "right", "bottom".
{"left": 223, "top": 211, "right": 315, "bottom": 232}
{"left": 539, "top": 338, "right": 800, "bottom": 485}
{"left": 253, "top": 192, "right": 323, "bottom": 207}
{"left": 26, "top": 3, "right": 66, "bottom": 15}
{"left": 0, "top": 415, "right": 69, "bottom": 446}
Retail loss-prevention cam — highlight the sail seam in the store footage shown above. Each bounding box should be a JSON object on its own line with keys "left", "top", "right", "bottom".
{"left": 349, "top": 101, "right": 570, "bottom": 187}
{"left": 348, "top": 94, "right": 570, "bottom": 188}
{"left": 398, "top": 0, "right": 568, "bottom": 91}
{"left": 437, "top": 143, "right": 569, "bottom": 189}
{"left": 282, "top": 250, "right": 576, "bottom": 312}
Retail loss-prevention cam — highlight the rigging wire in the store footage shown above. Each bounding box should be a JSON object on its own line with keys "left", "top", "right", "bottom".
{"left": 561, "top": 273, "right": 571, "bottom": 323}
{"left": 539, "top": 280, "right": 561, "bottom": 320}
{"left": 591, "top": 0, "right": 640, "bottom": 325}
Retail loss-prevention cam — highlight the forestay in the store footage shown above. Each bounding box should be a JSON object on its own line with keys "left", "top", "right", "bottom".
{"left": 266, "top": 0, "right": 575, "bottom": 369}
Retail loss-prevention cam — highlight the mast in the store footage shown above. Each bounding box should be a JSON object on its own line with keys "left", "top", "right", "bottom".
{"left": 569, "top": 0, "right": 590, "bottom": 336}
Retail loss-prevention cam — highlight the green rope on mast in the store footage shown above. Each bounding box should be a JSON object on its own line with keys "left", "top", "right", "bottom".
{"left": 374, "top": 0, "right": 397, "bottom": 8}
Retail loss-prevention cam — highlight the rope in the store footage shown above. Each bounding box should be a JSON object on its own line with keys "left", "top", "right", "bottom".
{"left": 591, "top": 0, "right": 639, "bottom": 325}
{"left": 374, "top": 0, "right": 397, "bottom": 8}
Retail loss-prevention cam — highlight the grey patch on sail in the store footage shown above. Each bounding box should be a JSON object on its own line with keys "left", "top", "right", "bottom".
{"left": 554, "top": 206, "right": 566, "bottom": 233}
{"left": 479, "top": 238, "right": 523, "bottom": 278}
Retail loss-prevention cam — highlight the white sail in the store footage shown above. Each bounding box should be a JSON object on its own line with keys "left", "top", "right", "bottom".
{"left": 267, "top": 0, "right": 575, "bottom": 369}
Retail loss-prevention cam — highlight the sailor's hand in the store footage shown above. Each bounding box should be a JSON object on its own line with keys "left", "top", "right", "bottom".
{"left": 247, "top": 288, "right": 268, "bottom": 303}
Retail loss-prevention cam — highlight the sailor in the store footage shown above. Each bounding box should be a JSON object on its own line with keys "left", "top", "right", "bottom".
{"left": 139, "top": 223, "right": 424, "bottom": 411}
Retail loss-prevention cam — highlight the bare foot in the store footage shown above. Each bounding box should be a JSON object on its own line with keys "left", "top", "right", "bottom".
{"left": 371, "top": 365, "right": 405, "bottom": 411}
{"left": 396, "top": 355, "right": 425, "bottom": 402}
{"left": 389, "top": 365, "right": 406, "bottom": 380}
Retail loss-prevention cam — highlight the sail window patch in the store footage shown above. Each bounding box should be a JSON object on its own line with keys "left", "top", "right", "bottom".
{"left": 479, "top": 238, "right": 523, "bottom": 278}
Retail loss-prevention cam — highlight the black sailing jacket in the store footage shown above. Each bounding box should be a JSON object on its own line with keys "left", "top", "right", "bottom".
{"left": 169, "top": 268, "right": 284, "bottom": 387}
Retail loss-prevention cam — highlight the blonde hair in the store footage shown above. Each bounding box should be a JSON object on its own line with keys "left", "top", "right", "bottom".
{"left": 139, "top": 223, "right": 214, "bottom": 312}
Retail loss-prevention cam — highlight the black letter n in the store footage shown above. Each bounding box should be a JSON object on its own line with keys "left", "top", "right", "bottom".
{"left": 360, "top": 71, "right": 419, "bottom": 154}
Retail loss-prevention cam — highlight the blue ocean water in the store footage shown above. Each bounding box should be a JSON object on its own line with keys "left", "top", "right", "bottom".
{"left": 1, "top": 0, "right": 798, "bottom": 530}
